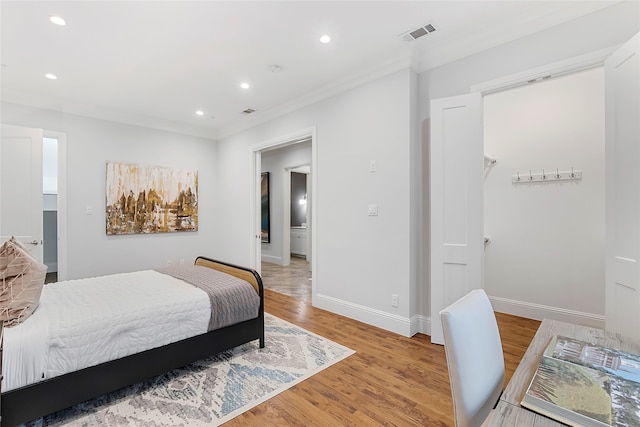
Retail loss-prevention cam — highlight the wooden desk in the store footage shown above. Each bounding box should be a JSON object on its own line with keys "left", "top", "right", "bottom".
{"left": 488, "top": 318, "right": 640, "bottom": 427}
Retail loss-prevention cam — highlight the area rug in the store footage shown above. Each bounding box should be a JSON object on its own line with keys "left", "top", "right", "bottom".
{"left": 26, "top": 314, "right": 355, "bottom": 426}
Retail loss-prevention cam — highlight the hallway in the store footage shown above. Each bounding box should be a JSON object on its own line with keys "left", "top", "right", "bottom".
{"left": 261, "top": 256, "right": 311, "bottom": 302}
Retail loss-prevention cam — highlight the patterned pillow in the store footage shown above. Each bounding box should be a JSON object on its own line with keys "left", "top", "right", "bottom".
{"left": 0, "top": 237, "right": 48, "bottom": 327}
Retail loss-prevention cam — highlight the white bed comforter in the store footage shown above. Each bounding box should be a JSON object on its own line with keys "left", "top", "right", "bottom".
{"left": 2, "top": 270, "right": 210, "bottom": 392}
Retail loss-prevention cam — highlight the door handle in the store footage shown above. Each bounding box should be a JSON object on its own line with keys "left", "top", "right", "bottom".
{"left": 27, "top": 240, "right": 40, "bottom": 245}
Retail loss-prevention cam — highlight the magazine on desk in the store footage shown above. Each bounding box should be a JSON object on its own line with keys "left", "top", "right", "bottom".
{"left": 521, "top": 335, "right": 640, "bottom": 427}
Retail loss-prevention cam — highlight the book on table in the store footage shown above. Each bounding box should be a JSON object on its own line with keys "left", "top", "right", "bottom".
{"left": 521, "top": 335, "right": 640, "bottom": 427}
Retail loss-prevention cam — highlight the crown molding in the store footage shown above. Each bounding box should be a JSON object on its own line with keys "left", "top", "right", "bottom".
{"left": 215, "top": 53, "right": 413, "bottom": 140}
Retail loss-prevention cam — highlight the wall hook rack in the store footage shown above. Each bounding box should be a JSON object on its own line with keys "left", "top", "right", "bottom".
{"left": 512, "top": 168, "right": 582, "bottom": 184}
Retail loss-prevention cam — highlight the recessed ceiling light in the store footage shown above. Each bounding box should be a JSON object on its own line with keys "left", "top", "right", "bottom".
{"left": 45, "top": 73, "right": 58, "bottom": 80}
{"left": 240, "top": 82, "right": 250, "bottom": 89}
{"left": 50, "top": 16, "right": 66, "bottom": 26}
{"left": 319, "top": 35, "right": 331, "bottom": 44}
{"left": 195, "top": 110, "right": 204, "bottom": 116}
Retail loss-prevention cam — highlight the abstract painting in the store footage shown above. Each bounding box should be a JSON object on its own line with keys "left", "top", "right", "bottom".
{"left": 106, "top": 161, "right": 198, "bottom": 235}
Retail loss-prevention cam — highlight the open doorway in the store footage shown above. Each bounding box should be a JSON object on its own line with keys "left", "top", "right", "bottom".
{"left": 254, "top": 131, "right": 315, "bottom": 302}
{"left": 482, "top": 66, "right": 605, "bottom": 321}
{"left": 44, "top": 130, "right": 67, "bottom": 281}
{"left": 431, "top": 50, "right": 615, "bottom": 343}
{"left": 431, "top": 40, "right": 637, "bottom": 341}
{"left": 43, "top": 136, "right": 58, "bottom": 282}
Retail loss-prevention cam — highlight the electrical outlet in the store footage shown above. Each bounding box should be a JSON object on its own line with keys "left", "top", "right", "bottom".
{"left": 391, "top": 294, "right": 398, "bottom": 307}
{"left": 368, "top": 204, "right": 378, "bottom": 216}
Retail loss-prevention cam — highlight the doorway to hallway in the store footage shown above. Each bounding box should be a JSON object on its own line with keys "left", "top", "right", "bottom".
{"left": 261, "top": 256, "right": 311, "bottom": 302}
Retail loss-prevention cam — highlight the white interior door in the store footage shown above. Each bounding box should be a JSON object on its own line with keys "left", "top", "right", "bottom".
{"left": 430, "top": 93, "right": 484, "bottom": 345}
{"left": 253, "top": 151, "right": 262, "bottom": 275}
{"left": 605, "top": 33, "right": 640, "bottom": 340}
{"left": 0, "top": 124, "right": 44, "bottom": 261}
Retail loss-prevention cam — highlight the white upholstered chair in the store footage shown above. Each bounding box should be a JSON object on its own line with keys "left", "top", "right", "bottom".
{"left": 440, "top": 289, "right": 505, "bottom": 427}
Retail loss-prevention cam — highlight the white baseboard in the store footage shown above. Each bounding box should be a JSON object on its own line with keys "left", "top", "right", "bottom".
{"left": 411, "top": 315, "right": 431, "bottom": 337}
{"left": 314, "top": 293, "right": 413, "bottom": 337}
{"left": 312, "top": 294, "right": 603, "bottom": 338}
{"left": 260, "top": 254, "right": 282, "bottom": 265}
{"left": 489, "top": 296, "right": 605, "bottom": 329}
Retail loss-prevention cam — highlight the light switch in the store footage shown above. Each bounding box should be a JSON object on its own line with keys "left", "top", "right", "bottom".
{"left": 369, "top": 160, "right": 377, "bottom": 172}
{"left": 368, "top": 204, "right": 378, "bottom": 216}
{"left": 85, "top": 206, "right": 93, "bottom": 215}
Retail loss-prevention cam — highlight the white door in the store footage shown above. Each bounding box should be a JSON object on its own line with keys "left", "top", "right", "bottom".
{"left": 253, "top": 151, "right": 262, "bottom": 274}
{"left": 430, "top": 93, "right": 484, "bottom": 345}
{"left": 605, "top": 33, "right": 640, "bottom": 340}
{"left": 0, "top": 124, "right": 44, "bottom": 261}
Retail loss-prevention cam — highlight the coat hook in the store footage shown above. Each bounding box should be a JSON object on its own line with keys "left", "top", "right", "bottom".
{"left": 570, "top": 166, "right": 575, "bottom": 178}
{"left": 516, "top": 170, "right": 521, "bottom": 181}
{"left": 529, "top": 170, "right": 534, "bottom": 181}
{"left": 542, "top": 169, "right": 547, "bottom": 180}
{"left": 555, "top": 168, "right": 560, "bottom": 179}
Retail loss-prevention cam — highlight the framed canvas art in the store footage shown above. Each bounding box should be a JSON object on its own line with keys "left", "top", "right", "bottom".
{"left": 106, "top": 161, "right": 198, "bottom": 235}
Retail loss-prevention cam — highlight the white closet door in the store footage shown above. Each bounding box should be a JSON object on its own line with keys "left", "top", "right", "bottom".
{"left": 605, "top": 33, "right": 640, "bottom": 339}
{"left": 1, "top": 124, "right": 44, "bottom": 261}
{"left": 430, "top": 93, "right": 484, "bottom": 345}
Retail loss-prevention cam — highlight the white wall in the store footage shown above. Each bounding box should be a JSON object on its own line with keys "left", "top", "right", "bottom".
{"left": 484, "top": 67, "right": 605, "bottom": 326}
{"left": 261, "top": 142, "right": 312, "bottom": 265}
{"left": 418, "top": 1, "right": 639, "bottom": 327}
{"left": 216, "top": 69, "right": 417, "bottom": 336}
{"left": 1, "top": 102, "right": 218, "bottom": 280}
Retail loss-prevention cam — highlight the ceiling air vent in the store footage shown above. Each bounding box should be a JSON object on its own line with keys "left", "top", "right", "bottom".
{"left": 399, "top": 22, "right": 437, "bottom": 42}
{"left": 242, "top": 108, "right": 255, "bottom": 114}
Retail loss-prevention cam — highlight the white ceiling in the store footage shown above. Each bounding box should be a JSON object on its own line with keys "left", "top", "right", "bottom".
{"left": 0, "top": 1, "right": 620, "bottom": 139}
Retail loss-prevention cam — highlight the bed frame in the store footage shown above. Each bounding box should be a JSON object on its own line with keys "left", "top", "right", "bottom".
{"left": 0, "top": 256, "right": 265, "bottom": 427}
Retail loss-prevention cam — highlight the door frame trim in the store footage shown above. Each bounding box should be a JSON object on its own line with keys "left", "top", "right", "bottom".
{"left": 470, "top": 45, "right": 616, "bottom": 96}
{"left": 251, "top": 127, "right": 317, "bottom": 301}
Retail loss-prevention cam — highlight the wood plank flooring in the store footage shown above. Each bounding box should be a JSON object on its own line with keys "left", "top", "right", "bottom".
{"left": 261, "top": 257, "right": 311, "bottom": 301}
{"left": 226, "top": 285, "right": 541, "bottom": 426}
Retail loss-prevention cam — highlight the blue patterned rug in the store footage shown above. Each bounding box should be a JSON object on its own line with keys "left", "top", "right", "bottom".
{"left": 27, "top": 314, "right": 354, "bottom": 426}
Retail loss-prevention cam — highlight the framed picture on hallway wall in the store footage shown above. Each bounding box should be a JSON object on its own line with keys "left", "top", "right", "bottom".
{"left": 261, "top": 172, "right": 270, "bottom": 243}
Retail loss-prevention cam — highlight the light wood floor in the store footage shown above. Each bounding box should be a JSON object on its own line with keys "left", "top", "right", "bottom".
{"left": 226, "top": 287, "right": 541, "bottom": 426}
{"left": 261, "top": 257, "right": 311, "bottom": 301}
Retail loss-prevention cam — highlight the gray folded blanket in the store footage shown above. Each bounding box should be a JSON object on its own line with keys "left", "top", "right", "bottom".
{"left": 156, "top": 265, "right": 260, "bottom": 331}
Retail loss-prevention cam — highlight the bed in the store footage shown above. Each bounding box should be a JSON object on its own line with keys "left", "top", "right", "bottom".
{"left": 0, "top": 255, "right": 265, "bottom": 426}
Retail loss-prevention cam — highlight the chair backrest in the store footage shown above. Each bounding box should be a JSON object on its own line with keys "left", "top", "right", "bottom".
{"left": 440, "top": 289, "right": 505, "bottom": 427}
